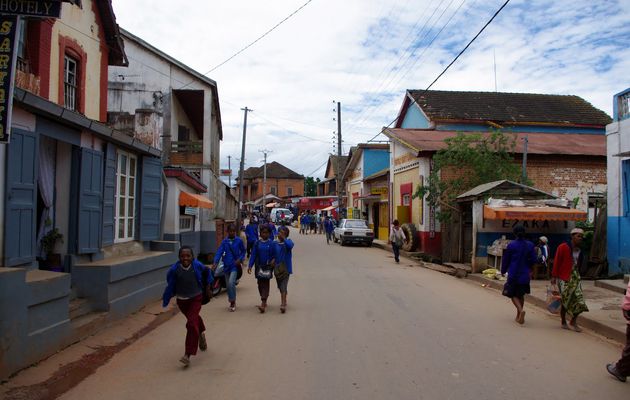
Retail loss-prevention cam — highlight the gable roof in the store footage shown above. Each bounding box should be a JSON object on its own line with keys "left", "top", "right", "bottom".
{"left": 383, "top": 128, "right": 606, "bottom": 157}
{"left": 342, "top": 143, "right": 389, "bottom": 181}
{"left": 325, "top": 155, "right": 349, "bottom": 178}
{"left": 242, "top": 161, "right": 304, "bottom": 180}
{"left": 404, "top": 90, "right": 611, "bottom": 127}
{"left": 94, "top": 1, "right": 127, "bottom": 66}
{"left": 456, "top": 180, "right": 554, "bottom": 202}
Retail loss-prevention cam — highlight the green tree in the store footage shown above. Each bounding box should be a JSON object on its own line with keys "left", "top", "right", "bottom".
{"left": 304, "top": 177, "right": 320, "bottom": 196}
{"left": 414, "top": 130, "right": 522, "bottom": 222}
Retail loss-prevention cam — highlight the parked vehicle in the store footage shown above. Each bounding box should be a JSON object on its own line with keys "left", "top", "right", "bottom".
{"left": 270, "top": 208, "right": 293, "bottom": 224}
{"left": 333, "top": 219, "right": 374, "bottom": 246}
{"left": 210, "top": 259, "right": 242, "bottom": 296}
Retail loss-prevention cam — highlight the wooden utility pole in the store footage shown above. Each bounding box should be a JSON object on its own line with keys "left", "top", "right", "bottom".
{"left": 227, "top": 155, "right": 232, "bottom": 187}
{"left": 522, "top": 135, "right": 528, "bottom": 183}
{"left": 237, "top": 107, "right": 251, "bottom": 229}
{"left": 336, "top": 101, "right": 342, "bottom": 220}
{"left": 259, "top": 149, "right": 272, "bottom": 209}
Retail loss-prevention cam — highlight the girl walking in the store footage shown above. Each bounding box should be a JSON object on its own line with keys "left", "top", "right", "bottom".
{"left": 162, "top": 246, "right": 213, "bottom": 367}
{"left": 500, "top": 225, "right": 537, "bottom": 325}
{"left": 213, "top": 224, "right": 245, "bottom": 312}
{"left": 248, "top": 225, "right": 275, "bottom": 313}
{"left": 274, "top": 226, "right": 294, "bottom": 313}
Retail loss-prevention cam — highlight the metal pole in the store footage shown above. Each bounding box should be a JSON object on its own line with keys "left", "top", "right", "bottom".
{"left": 259, "top": 149, "right": 272, "bottom": 209}
{"left": 237, "top": 107, "right": 251, "bottom": 229}
{"left": 337, "top": 101, "right": 342, "bottom": 220}
{"left": 227, "top": 155, "right": 232, "bottom": 187}
{"left": 522, "top": 135, "right": 528, "bottom": 183}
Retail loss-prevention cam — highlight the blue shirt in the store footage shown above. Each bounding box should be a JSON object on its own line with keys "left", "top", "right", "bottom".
{"left": 273, "top": 238, "right": 295, "bottom": 274}
{"left": 248, "top": 239, "right": 275, "bottom": 268}
{"left": 245, "top": 223, "right": 259, "bottom": 243}
{"left": 162, "top": 259, "right": 213, "bottom": 307}
{"left": 501, "top": 238, "right": 536, "bottom": 285}
{"left": 324, "top": 219, "right": 335, "bottom": 233}
{"left": 213, "top": 237, "right": 246, "bottom": 274}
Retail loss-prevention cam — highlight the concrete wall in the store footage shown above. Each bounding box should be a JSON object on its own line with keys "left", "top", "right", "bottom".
{"left": 363, "top": 149, "right": 389, "bottom": 177}
{"left": 607, "top": 98, "right": 630, "bottom": 275}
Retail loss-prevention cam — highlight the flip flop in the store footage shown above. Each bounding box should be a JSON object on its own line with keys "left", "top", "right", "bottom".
{"left": 257, "top": 305, "right": 266, "bottom": 313}
{"left": 179, "top": 355, "right": 190, "bottom": 367}
{"left": 570, "top": 323, "right": 582, "bottom": 332}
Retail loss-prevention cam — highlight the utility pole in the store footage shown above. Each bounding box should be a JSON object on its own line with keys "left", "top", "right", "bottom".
{"left": 522, "top": 135, "right": 528, "bottom": 183}
{"left": 336, "top": 101, "right": 342, "bottom": 221}
{"left": 237, "top": 107, "right": 252, "bottom": 229}
{"left": 259, "top": 149, "right": 272, "bottom": 209}
{"left": 227, "top": 155, "right": 232, "bottom": 187}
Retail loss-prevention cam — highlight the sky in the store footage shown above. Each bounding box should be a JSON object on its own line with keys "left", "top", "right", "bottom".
{"left": 111, "top": 0, "right": 630, "bottom": 181}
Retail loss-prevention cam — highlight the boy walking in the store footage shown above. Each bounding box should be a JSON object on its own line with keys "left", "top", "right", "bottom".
{"left": 274, "top": 226, "right": 294, "bottom": 313}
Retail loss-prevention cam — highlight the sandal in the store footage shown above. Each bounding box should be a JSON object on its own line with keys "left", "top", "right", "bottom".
{"left": 257, "top": 305, "right": 266, "bottom": 314}
{"left": 179, "top": 355, "right": 190, "bottom": 367}
{"left": 199, "top": 332, "right": 207, "bottom": 351}
{"left": 569, "top": 323, "right": 582, "bottom": 333}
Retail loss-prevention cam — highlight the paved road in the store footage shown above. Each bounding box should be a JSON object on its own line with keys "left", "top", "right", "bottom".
{"left": 60, "top": 228, "right": 628, "bottom": 400}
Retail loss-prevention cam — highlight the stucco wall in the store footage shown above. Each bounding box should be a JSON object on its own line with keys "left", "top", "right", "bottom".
{"left": 51, "top": 0, "right": 104, "bottom": 120}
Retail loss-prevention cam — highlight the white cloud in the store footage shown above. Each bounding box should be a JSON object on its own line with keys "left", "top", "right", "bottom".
{"left": 111, "top": 0, "right": 630, "bottom": 179}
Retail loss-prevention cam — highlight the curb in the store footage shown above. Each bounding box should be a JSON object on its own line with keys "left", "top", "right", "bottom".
{"left": 373, "top": 240, "right": 627, "bottom": 346}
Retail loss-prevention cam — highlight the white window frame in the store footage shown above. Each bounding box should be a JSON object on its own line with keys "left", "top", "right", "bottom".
{"left": 115, "top": 150, "right": 137, "bottom": 242}
{"left": 403, "top": 194, "right": 411, "bottom": 206}
{"left": 64, "top": 55, "right": 78, "bottom": 111}
{"left": 179, "top": 215, "right": 194, "bottom": 232}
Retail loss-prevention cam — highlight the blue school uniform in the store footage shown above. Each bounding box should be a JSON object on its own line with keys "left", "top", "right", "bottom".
{"left": 213, "top": 236, "right": 246, "bottom": 274}
{"left": 273, "top": 238, "right": 295, "bottom": 274}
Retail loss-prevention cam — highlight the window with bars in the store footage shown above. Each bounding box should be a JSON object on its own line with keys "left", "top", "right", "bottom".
{"left": 115, "top": 151, "right": 137, "bottom": 242}
{"left": 64, "top": 55, "right": 78, "bottom": 110}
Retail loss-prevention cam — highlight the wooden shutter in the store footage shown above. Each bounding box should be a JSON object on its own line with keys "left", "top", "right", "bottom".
{"left": 139, "top": 156, "right": 162, "bottom": 241}
{"left": 77, "top": 148, "right": 104, "bottom": 254}
{"left": 101, "top": 143, "right": 116, "bottom": 246}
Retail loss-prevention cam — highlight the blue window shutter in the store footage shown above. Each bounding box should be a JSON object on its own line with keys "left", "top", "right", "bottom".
{"left": 101, "top": 143, "right": 116, "bottom": 246}
{"left": 4, "top": 130, "right": 37, "bottom": 266}
{"left": 77, "top": 148, "right": 103, "bottom": 254}
{"left": 139, "top": 157, "right": 162, "bottom": 241}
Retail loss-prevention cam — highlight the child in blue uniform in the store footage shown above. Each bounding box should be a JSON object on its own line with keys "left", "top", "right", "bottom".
{"left": 213, "top": 224, "right": 245, "bottom": 312}
{"left": 274, "top": 226, "right": 294, "bottom": 313}
{"left": 248, "top": 225, "right": 275, "bottom": 313}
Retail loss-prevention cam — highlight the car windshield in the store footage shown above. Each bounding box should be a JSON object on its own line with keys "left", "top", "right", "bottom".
{"left": 345, "top": 220, "right": 367, "bottom": 228}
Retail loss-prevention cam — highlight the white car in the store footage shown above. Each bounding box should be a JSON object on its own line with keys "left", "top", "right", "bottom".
{"left": 270, "top": 208, "right": 293, "bottom": 224}
{"left": 333, "top": 219, "right": 374, "bottom": 246}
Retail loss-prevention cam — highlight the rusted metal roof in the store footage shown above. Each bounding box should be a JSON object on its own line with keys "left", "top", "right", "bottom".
{"left": 383, "top": 128, "right": 606, "bottom": 157}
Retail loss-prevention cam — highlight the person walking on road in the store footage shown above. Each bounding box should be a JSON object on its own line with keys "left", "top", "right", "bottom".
{"left": 274, "top": 226, "right": 294, "bottom": 313}
{"left": 500, "top": 225, "right": 537, "bottom": 325}
{"left": 324, "top": 216, "right": 335, "bottom": 244}
{"left": 245, "top": 218, "right": 259, "bottom": 258}
{"left": 551, "top": 228, "right": 589, "bottom": 332}
{"left": 389, "top": 220, "right": 406, "bottom": 263}
{"left": 606, "top": 279, "right": 630, "bottom": 382}
{"left": 248, "top": 225, "right": 275, "bottom": 313}
{"left": 213, "top": 224, "right": 245, "bottom": 312}
{"left": 162, "top": 246, "right": 213, "bottom": 367}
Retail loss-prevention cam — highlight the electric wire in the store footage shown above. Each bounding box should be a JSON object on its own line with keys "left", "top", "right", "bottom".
{"left": 179, "top": 0, "right": 315, "bottom": 89}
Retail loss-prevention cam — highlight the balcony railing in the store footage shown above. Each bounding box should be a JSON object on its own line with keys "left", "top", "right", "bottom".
{"left": 169, "top": 140, "right": 203, "bottom": 166}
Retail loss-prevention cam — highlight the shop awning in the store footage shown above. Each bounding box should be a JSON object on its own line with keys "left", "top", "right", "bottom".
{"left": 483, "top": 205, "right": 586, "bottom": 221}
{"left": 179, "top": 192, "right": 213, "bottom": 209}
{"left": 322, "top": 205, "right": 336, "bottom": 211}
{"left": 265, "top": 202, "right": 279, "bottom": 208}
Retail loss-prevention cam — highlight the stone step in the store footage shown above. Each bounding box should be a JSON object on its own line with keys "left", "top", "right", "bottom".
{"left": 69, "top": 311, "right": 108, "bottom": 344}
{"left": 594, "top": 279, "right": 628, "bottom": 295}
{"left": 69, "top": 298, "right": 92, "bottom": 320}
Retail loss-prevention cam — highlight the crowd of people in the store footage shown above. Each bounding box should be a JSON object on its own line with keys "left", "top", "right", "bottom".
{"left": 499, "top": 225, "right": 630, "bottom": 383}
{"left": 162, "top": 213, "right": 295, "bottom": 367}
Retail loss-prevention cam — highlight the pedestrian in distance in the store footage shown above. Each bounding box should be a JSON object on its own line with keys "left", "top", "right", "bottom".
{"left": 248, "top": 225, "right": 275, "bottom": 313}
{"left": 606, "top": 279, "right": 630, "bottom": 382}
{"left": 162, "top": 246, "right": 213, "bottom": 367}
{"left": 551, "top": 228, "right": 589, "bottom": 332}
{"left": 310, "top": 212, "right": 317, "bottom": 234}
{"left": 213, "top": 224, "right": 246, "bottom": 312}
{"left": 534, "top": 236, "right": 550, "bottom": 279}
{"left": 274, "top": 226, "right": 294, "bottom": 313}
{"left": 324, "top": 216, "right": 335, "bottom": 245}
{"left": 389, "top": 220, "right": 406, "bottom": 263}
{"left": 500, "top": 225, "right": 537, "bottom": 325}
{"left": 245, "top": 218, "right": 259, "bottom": 258}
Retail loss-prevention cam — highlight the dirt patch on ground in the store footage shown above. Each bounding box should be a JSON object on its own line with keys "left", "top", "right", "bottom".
{"left": 3, "top": 309, "right": 177, "bottom": 400}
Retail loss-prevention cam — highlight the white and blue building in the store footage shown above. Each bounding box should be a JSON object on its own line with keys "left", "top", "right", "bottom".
{"left": 606, "top": 88, "right": 630, "bottom": 276}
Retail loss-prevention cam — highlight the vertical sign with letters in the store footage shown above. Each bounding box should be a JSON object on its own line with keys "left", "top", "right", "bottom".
{"left": 0, "top": 15, "right": 18, "bottom": 143}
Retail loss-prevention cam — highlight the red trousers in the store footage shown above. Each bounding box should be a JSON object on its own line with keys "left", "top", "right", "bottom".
{"left": 176, "top": 294, "right": 205, "bottom": 356}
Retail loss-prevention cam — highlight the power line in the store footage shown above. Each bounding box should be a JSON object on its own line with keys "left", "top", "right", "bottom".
{"left": 179, "top": 0, "right": 315, "bottom": 89}
{"left": 366, "top": 0, "right": 512, "bottom": 143}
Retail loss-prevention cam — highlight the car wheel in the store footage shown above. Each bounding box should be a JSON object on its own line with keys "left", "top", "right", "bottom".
{"left": 333, "top": 236, "right": 338, "bottom": 243}
{"left": 340, "top": 239, "right": 345, "bottom": 246}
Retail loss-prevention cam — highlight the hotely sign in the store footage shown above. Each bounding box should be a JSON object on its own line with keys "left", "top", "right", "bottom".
{"left": 0, "top": 0, "right": 61, "bottom": 18}
{"left": 0, "top": 15, "right": 18, "bottom": 142}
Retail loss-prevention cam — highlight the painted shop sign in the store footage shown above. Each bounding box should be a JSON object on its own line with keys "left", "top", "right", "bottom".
{"left": 0, "top": 0, "right": 61, "bottom": 18}
{"left": 0, "top": 15, "right": 18, "bottom": 143}
{"left": 370, "top": 187, "right": 388, "bottom": 195}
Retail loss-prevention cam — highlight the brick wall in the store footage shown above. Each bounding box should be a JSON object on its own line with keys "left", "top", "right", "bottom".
{"left": 245, "top": 177, "right": 304, "bottom": 199}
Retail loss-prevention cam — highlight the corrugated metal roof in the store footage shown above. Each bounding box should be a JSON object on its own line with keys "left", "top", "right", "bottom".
{"left": 456, "top": 180, "right": 555, "bottom": 201}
